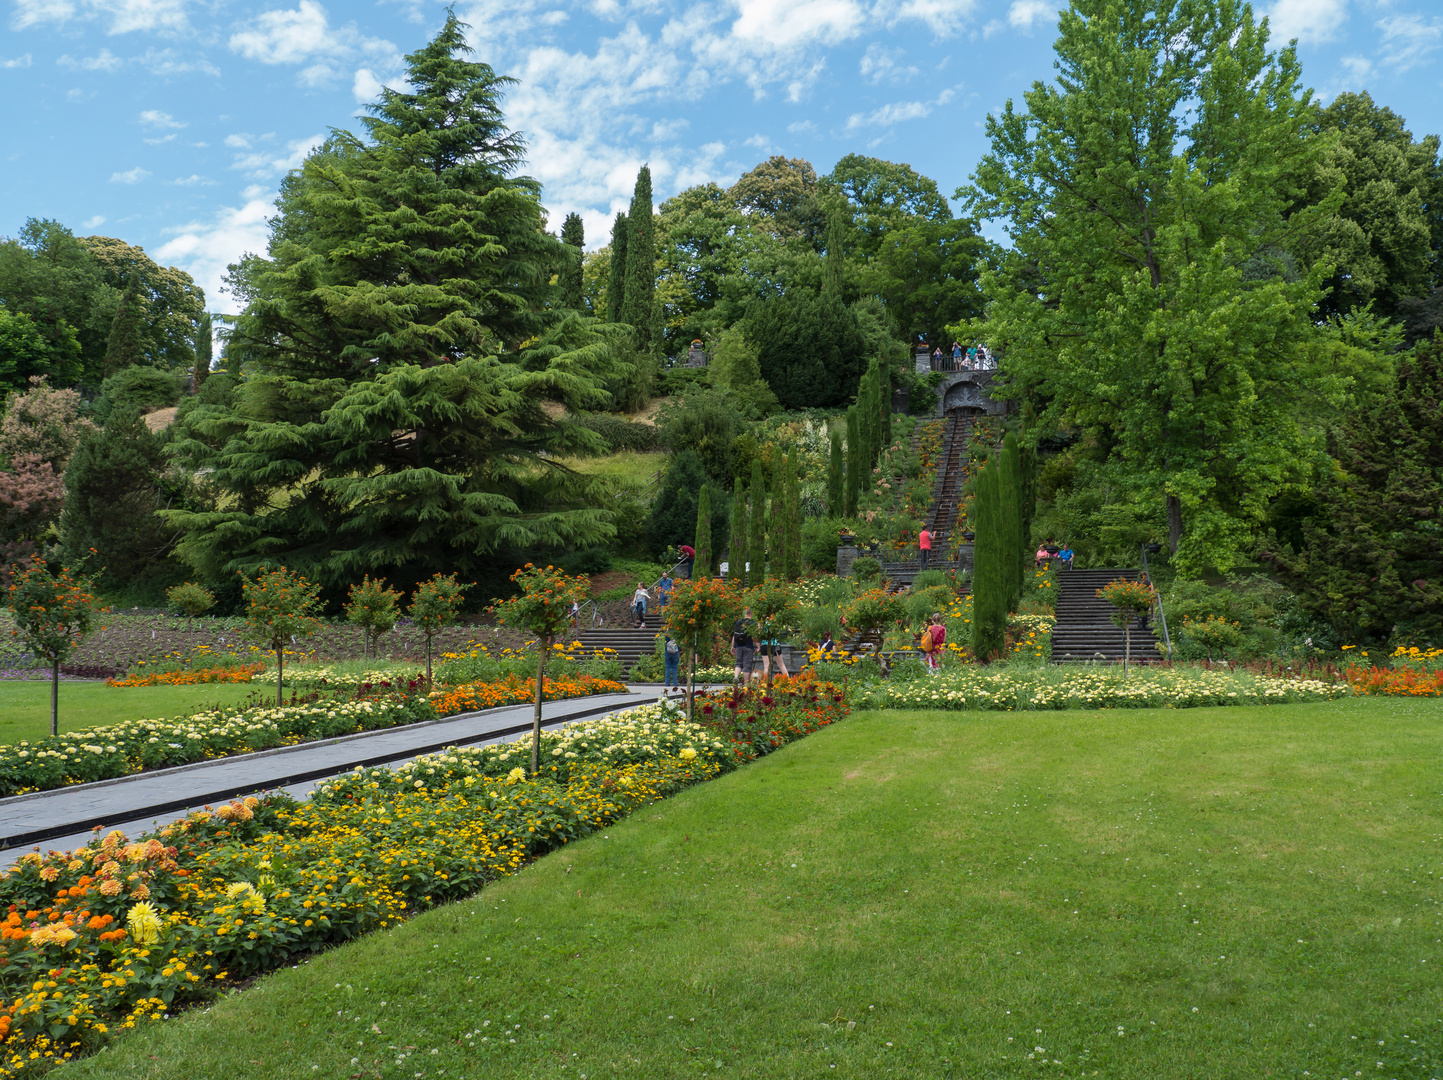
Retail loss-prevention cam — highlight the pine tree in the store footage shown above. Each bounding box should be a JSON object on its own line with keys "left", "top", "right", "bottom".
{"left": 559, "top": 212, "right": 584, "bottom": 311}
{"left": 103, "top": 279, "right": 147, "bottom": 376}
{"left": 607, "top": 212, "right": 628, "bottom": 323}
{"left": 165, "top": 12, "right": 623, "bottom": 590}
{"left": 844, "top": 407, "right": 860, "bottom": 517}
{"left": 971, "top": 458, "right": 1007, "bottom": 662}
{"left": 730, "top": 475, "right": 748, "bottom": 586}
{"left": 827, "top": 427, "right": 844, "bottom": 517}
{"left": 620, "top": 166, "right": 654, "bottom": 352}
{"left": 750, "top": 458, "right": 767, "bottom": 580}
{"left": 693, "top": 483, "right": 712, "bottom": 579}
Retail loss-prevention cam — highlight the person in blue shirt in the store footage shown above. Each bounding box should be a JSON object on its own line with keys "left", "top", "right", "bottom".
{"left": 1059, "top": 545, "right": 1074, "bottom": 569}
{"left": 656, "top": 571, "right": 673, "bottom": 611}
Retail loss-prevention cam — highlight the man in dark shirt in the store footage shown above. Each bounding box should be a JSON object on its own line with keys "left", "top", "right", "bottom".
{"left": 731, "top": 609, "right": 755, "bottom": 684}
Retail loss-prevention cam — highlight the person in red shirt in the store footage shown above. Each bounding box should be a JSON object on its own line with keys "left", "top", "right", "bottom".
{"left": 925, "top": 613, "right": 946, "bottom": 670}
{"left": 678, "top": 544, "right": 695, "bottom": 579}
{"left": 918, "top": 527, "right": 932, "bottom": 569}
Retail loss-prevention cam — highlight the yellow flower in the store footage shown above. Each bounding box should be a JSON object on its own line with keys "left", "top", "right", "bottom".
{"left": 126, "top": 902, "right": 163, "bottom": 946}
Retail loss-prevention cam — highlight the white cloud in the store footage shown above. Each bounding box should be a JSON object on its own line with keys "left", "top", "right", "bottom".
{"left": 860, "top": 43, "right": 918, "bottom": 84}
{"left": 157, "top": 193, "right": 275, "bottom": 306}
{"left": 168, "top": 174, "right": 216, "bottom": 186}
{"left": 1007, "top": 0, "right": 1053, "bottom": 33}
{"left": 2, "top": 54, "right": 33, "bottom": 69}
{"left": 229, "top": 1, "right": 397, "bottom": 72}
{"left": 230, "top": 132, "right": 325, "bottom": 179}
{"left": 982, "top": 17, "right": 1004, "bottom": 37}
{"left": 224, "top": 133, "right": 254, "bottom": 149}
{"left": 82, "top": 215, "right": 106, "bottom": 228}
{"left": 140, "top": 108, "right": 185, "bottom": 129}
{"left": 137, "top": 47, "right": 219, "bottom": 76}
{"left": 846, "top": 88, "right": 954, "bottom": 130}
{"left": 1264, "top": 0, "right": 1349, "bottom": 46}
{"left": 13, "top": 0, "right": 191, "bottom": 36}
{"left": 58, "top": 49, "right": 122, "bottom": 72}
{"left": 881, "top": 0, "right": 977, "bottom": 36}
{"left": 1377, "top": 12, "right": 1443, "bottom": 72}
{"left": 109, "top": 167, "right": 151, "bottom": 183}
{"left": 144, "top": 133, "right": 179, "bottom": 145}
{"left": 352, "top": 67, "right": 383, "bottom": 103}
{"left": 787, "top": 119, "right": 816, "bottom": 134}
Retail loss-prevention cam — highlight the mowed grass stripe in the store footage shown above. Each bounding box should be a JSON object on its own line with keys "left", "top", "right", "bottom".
{"left": 70, "top": 697, "right": 1443, "bottom": 1080}
{"left": 0, "top": 682, "right": 267, "bottom": 745}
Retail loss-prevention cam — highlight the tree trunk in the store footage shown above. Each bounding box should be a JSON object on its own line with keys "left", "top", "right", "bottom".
{"left": 426, "top": 636, "right": 433, "bottom": 686}
{"left": 1167, "top": 495, "right": 1183, "bottom": 555}
{"left": 1123, "top": 620, "right": 1131, "bottom": 678}
{"left": 276, "top": 646, "right": 284, "bottom": 706}
{"left": 50, "top": 659, "right": 58, "bottom": 738}
{"left": 531, "top": 636, "right": 548, "bottom": 775}
{"left": 687, "top": 634, "right": 696, "bottom": 722}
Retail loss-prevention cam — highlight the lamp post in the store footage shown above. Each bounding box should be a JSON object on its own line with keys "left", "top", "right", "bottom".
{"left": 1139, "top": 542, "right": 1173, "bottom": 660}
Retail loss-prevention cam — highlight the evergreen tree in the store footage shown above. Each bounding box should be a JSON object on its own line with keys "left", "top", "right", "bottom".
{"left": 730, "top": 475, "right": 748, "bottom": 585}
{"left": 768, "top": 458, "right": 787, "bottom": 581}
{"left": 166, "top": 14, "right": 623, "bottom": 590}
{"left": 607, "top": 212, "right": 628, "bottom": 322}
{"left": 59, "top": 409, "right": 183, "bottom": 591}
{"left": 750, "top": 458, "right": 767, "bottom": 580}
{"left": 844, "top": 407, "right": 861, "bottom": 517}
{"left": 971, "top": 458, "right": 1007, "bottom": 662}
{"left": 694, "top": 482, "right": 712, "bottom": 578}
{"left": 103, "top": 279, "right": 147, "bottom": 377}
{"left": 645, "top": 449, "right": 707, "bottom": 560}
{"left": 877, "top": 358, "right": 892, "bottom": 450}
{"left": 621, "top": 166, "right": 655, "bottom": 352}
{"left": 823, "top": 204, "right": 847, "bottom": 300}
{"left": 194, "top": 311, "right": 212, "bottom": 389}
{"left": 560, "top": 212, "right": 584, "bottom": 312}
{"left": 1000, "top": 431, "right": 1025, "bottom": 610}
{"left": 827, "top": 427, "right": 844, "bottom": 517}
{"left": 785, "top": 451, "right": 802, "bottom": 581}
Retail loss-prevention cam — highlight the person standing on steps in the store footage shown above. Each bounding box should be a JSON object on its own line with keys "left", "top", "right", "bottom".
{"left": 678, "top": 544, "right": 695, "bottom": 580}
{"left": 656, "top": 570, "right": 674, "bottom": 612}
{"left": 663, "top": 632, "right": 681, "bottom": 689}
{"left": 631, "top": 582, "right": 650, "bottom": 627}
{"left": 918, "top": 525, "right": 932, "bottom": 569}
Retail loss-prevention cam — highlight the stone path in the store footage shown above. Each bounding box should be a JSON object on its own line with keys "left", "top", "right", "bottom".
{"left": 0, "top": 685, "right": 716, "bottom": 865}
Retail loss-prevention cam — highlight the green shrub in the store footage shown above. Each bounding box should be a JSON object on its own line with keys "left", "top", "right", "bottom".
{"left": 801, "top": 517, "right": 843, "bottom": 572}
{"left": 850, "top": 556, "right": 881, "bottom": 585}
{"left": 911, "top": 569, "right": 951, "bottom": 591}
{"left": 93, "top": 366, "right": 186, "bottom": 424}
{"left": 575, "top": 414, "right": 661, "bottom": 452}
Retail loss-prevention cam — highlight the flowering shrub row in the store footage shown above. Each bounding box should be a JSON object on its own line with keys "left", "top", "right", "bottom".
{"left": 107, "top": 663, "right": 266, "bottom": 687}
{"left": 428, "top": 674, "right": 628, "bottom": 716}
{"left": 868, "top": 665, "right": 1347, "bottom": 711}
{"left": 0, "top": 691, "right": 435, "bottom": 797}
{"left": 1345, "top": 663, "right": 1443, "bottom": 696}
{"left": 0, "top": 678, "right": 853, "bottom": 1075}
{"left": 248, "top": 665, "right": 423, "bottom": 689}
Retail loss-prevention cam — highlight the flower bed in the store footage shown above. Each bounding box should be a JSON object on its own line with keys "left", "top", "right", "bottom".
{"left": 868, "top": 665, "right": 1347, "bottom": 711}
{"left": 0, "top": 690, "right": 434, "bottom": 797}
{"left": 1345, "top": 663, "right": 1443, "bottom": 696}
{"left": 0, "top": 679, "right": 852, "bottom": 1074}
{"left": 247, "top": 665, "right": 423, "bottom": 689}
{"left": 107, "top": 663, "right": 266, "bottom": 687}
{"left": 428, "top": 674, "right": 627, "bottom": 716}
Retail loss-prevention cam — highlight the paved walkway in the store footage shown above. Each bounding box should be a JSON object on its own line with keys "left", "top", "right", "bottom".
{"left": 0, "top": 686, "right": 709, "bottom": 864}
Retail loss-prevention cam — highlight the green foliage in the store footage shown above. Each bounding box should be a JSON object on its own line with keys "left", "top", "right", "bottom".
{"left": 849, "top": 555, "right": 881, "bottom": 585}
{"left": 92, "top": 365, "right": 185, "bottom": 425}
{"left": 5, "top": 556, "right": 101, "bottom": 736}
{"left": 166, "top": 582, "right": 215, "bottom": 621}
{"left": 1000, "top": 431, "right": 1026, "bottom": 610}
{"left": 746, "top": 291, "right": 867, "bottom": 410}
{"left": 827, "top": 427, "right": 843, "bottom": 516}
{"left": 0, "top": 376, "right": 93, "bottom": 471}
{"left": 59, "top": 408, "right": 184, "bottom": 590}
{"left": 560, "top": 212, "right": 585, "bottom": 312}
{"left": 730, "top": 476, "right": 749, "bottom": 587}
{"left": 608, "top": 212, "right": 628, "bottom": 324}
{"left": 1266, "top": 338, "right": 1442, "bottom": 644}
{"left": 1181, "top": 614, "right": 1242, "bottom": 661}
{"left": 844, "top": 407, "right": 860, "bottom": 517}
{"left": 621, "top": 167, "right": 656, "bottom": 353}
{"left": 767, "top": 458, "right": 787, "bottom": 583}
{"left": 241, "top": 566, "right": 322, "bottom": 705}
{"left": 964, "top": 0, "right": 1341, "bottom": 574}
{"left": 410, "top": 572, "right": 467, "bottom": 684}
{"left": 644, "top": 450, "right": 728, "bottom": 565}
{"left": 749, "top": 457, "right": 767, "bottom": 582}
{"left": 656, "top": 388, "right": 741, "bottom": 483}
{"left": 784, "top": 451, "right": 802, "bottom": 582}
{"left": 345, "top": 575, "right": 403, "bottom": 658}
{"left": 800, "top": 517, "right": 841, "bottom": 573}
{"left": 693, "top": 484, "right": 713, "bottom": 578}
{"left": 911, "top": 569, "right": 951, "bottom": 591}
{"left": 840, "top": 585, "right": 904, "bottom": 636}
{"left": 0, "top": 308, "right": 81, "bottom": 393}
{"left": 971, "top": 458, "right": 1007, "bottom": 662}
{"left": 573, "top": 414, "right": 661, "bottom": 453}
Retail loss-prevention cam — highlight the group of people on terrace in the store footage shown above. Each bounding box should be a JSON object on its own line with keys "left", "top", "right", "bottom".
{"left": 1036, "top": 541, "right": 1074, "bottom": 569}
{"left": 926, "top": 341, "right": 995, "bottom": 371}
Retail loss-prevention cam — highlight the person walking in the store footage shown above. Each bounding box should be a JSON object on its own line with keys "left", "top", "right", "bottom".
{"left": 631, "top": 582, "right": 650, "bottom": 628}
{"left": 924, "top": 612, "right": 947, "bottom": 671}
{"left": 918, "top": 526, "right": 932, "bottom": 569}
{"left": 656, "top": 570, "right": 674, "bottom": 611}
{"left": 731, "top": 609, "right": 755, "bottom": 684}
{"left": 761, "top": 636, "right": 790, "bottom": 682}
{"left": 663, "top": 633, "right": 681, "bottom": 688}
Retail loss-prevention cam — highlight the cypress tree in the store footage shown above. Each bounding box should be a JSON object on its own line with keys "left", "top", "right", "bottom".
{"left": 878, "top": 358, "right": 892, "bottom": 450}
{"left": 559, "top": 212, "right": 584, "bottom": 311}
{"left": 1001, "top": 431, "right": 1025, "bottom": 609}
{"left": 971, "top": 459, "right": 1007, "bottom": 662}
{"left": 620, "top": 166, "right": 655, "bottom": 351}
{"left": 607, "top": 211, "right": 628, "bottom": 322}
{"left": 827, "top": 427, "right": 844, "bottom": 517}
{"left": 731, "top": 475, "right": 748, "bottom": 586}
{"left": 859, "top": 365, "right": 878, "bottom": 490}
{"left": 193, "top": 311, "right": 212, "bottom": 389}
{"left": 750, "top": 458, "right": 767, "bottom": 581}
{"left": 694, "top": 483, "right": 712, "bottom": 579}
{"left": 768, "top": 456, "right": 787, "bottom": 581}
{"left": 844, "top": 407, "right": 861, "bottom": 518}
{"left": 823, "top": 206, "right": 846, "bottom": 300}
{"left": 785, "top": 452, "right": 803, "bottom": 581}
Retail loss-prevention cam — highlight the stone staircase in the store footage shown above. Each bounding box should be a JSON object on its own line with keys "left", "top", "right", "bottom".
{"left": 1049, "top": 568, "right": 1162, "bottom": 664}
{"left": 570, "top": 626, "right": 661, "bottom": 673}
{"left": 924, "top": 410, "right": 974, "bottom": 552}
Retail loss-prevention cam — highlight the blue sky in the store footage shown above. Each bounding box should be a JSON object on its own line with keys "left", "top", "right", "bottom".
{"left": 3, "top": 0, "right": 1441, "bottom": 310}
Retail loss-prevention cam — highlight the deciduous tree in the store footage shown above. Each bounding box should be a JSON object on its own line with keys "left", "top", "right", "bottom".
{"left": 241, "top": 566, "right": 322, "bottom": 705}
{"left": 7, "top": 556, "right": 100, "bottom": 735}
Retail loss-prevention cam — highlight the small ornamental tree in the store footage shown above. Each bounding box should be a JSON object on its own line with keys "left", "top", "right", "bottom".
{"left": 345, "top": 575, "right": 403, "bottom": 659}
{"left": 1182, "top": 614, "right": 1242, "bottom": 663}
{"left": 489, "top": 564, "right": 590, "bottom": 775}
{"left": 1097, "top": 577, "right": 1157, "bottom": 676}
{"left": 839, "top": 587, "right": 906, "bottom": 653}
{"left": 409, "top": 573, "right": 468, "bottom": 685}
{"left": 663, "top": 575, "right": 743, "bottom": 718}
{"left": 241, "top": 567, "right": 322, "bottom": 705}
{"left": 165, "top": 581, "right": 215, "bottom": 631}
{"left": 745, "top": 577, "right": 801, "bottom": 687}
{"left": 7, "top": 556, "right": 102, "bottom": 737}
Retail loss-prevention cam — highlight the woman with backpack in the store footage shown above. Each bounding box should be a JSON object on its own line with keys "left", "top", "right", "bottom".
{"left": 663, "top": 633, "right": 681, "bottom": 689}
{"left": 920, "top": 613, "right": 947, "bottom": 671}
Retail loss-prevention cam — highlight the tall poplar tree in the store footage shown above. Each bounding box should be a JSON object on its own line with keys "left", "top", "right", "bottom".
{"left": 1000, "top": 431, "right": 1025, "bottom": 610}
{"left": 167, "top": 13, "right": 622, "bottom": 589}
{"left": 784, "top": 452, "right": 802, "bottom": 581}
{"left": 559, "top": 212, "right": 584, "bottom": 311}
{"left": 731, "top": 475, "right": 749, "bottom": 585}
{"left": 768, "top": 457, "right": 787, "bottom": 581}
{"left": 827, "top": 427, "right": 844, "bottom": 517}
{"left": 963, "top": 0, "right": 1341, "bottom": 573}
{"left": 971, "top": 458, "right": 1007, "bottom": 662}
{"left": 750, "top": 458, "right": 767, "bottom": 581}
{"left": 620, "top": 166, "right": 655, "bottom": 352}
{"left": 844, "top": 407, "right": 861, "bottom": 517}
{"left": 607, "top": 212, "right": 628, "bottom": 323}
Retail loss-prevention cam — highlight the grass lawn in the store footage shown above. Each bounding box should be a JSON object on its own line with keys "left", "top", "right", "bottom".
{"left": 0, "top": 681, "right": 293, "bottom": 745}
{"left": 555, "top": 450, "right": 667, "bottom": 491}
{"left": 69, "top": 696, "right": 1443, "bottom": 1079}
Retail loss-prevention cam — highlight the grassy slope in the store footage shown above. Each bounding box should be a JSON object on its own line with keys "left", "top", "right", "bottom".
{"left": 0, "top": 682, "right": 292, "bottom": 744}
{"left": 554, "top": 450, "right": 666, "bottom": 491}
{"left": 70, "top": 697, "right": 1443, "bottom": 1079}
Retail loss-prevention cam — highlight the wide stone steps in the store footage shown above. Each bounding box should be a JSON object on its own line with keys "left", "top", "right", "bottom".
{"left": 571, "top": 627, "right": 662, "bottom": 672}
{"left": 1050, "top": 568, "right": 1161, "bottom": 664}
